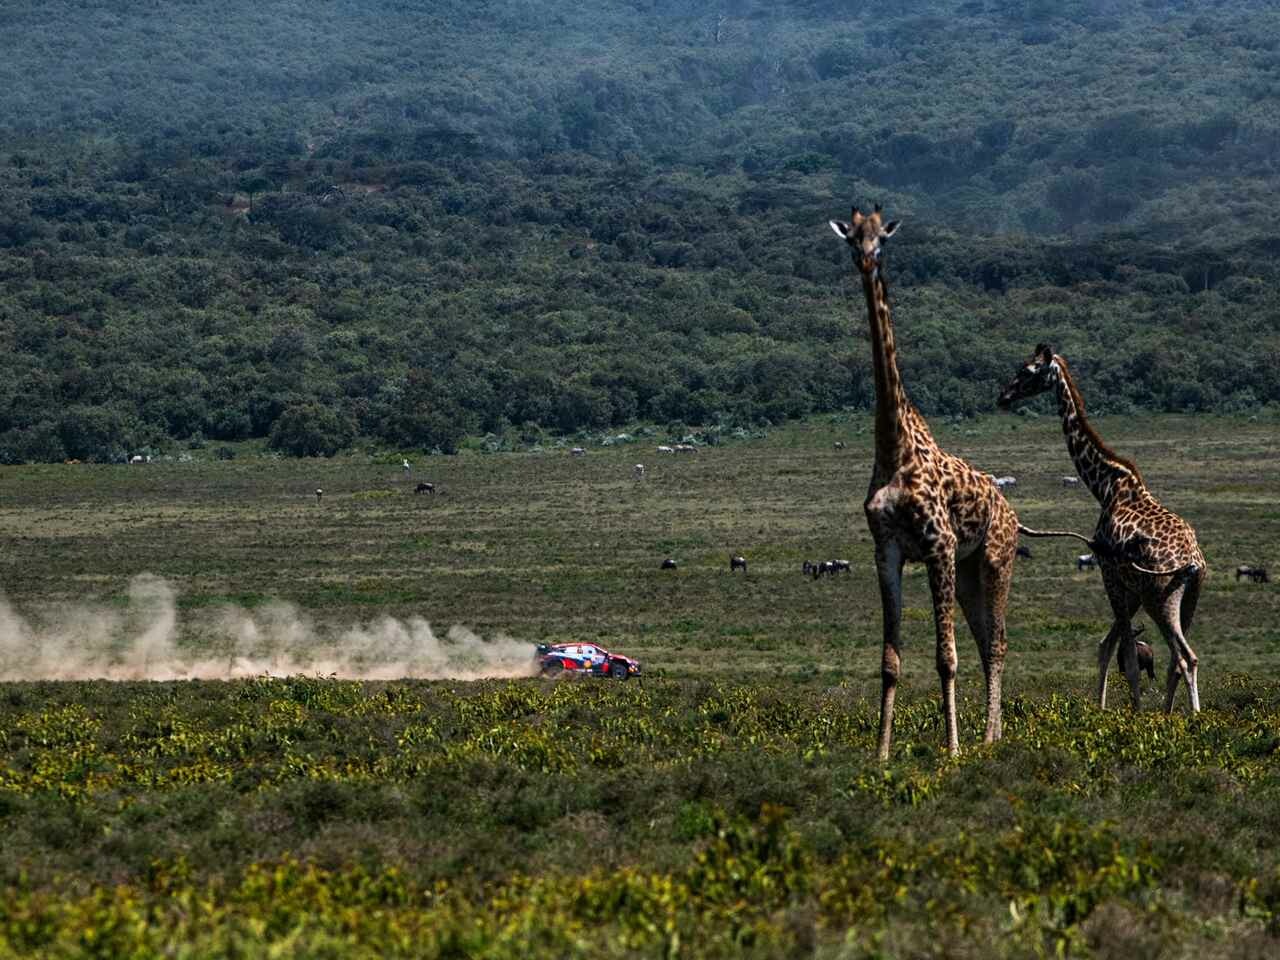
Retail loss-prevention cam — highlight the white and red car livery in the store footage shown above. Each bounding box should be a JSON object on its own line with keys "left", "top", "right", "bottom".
{"left": 534, "top": 642, "right": 641, "bottom": 680}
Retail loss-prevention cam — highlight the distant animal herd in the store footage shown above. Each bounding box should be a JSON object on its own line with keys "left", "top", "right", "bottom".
{"left": 371, "top": 412, "right": 1268, "bottom": 648}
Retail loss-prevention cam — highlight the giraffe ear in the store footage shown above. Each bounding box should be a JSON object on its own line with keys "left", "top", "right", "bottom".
{"left": 829, "top": 219, "right": 852, "bottom": 239}
{"left": 882, "top": 219, "right": 901, "bottom": 238}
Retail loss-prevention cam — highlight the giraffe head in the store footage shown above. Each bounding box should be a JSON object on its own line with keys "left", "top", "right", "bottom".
{"left": 829, "top": 205, "right": 900, "bottom": 275}
{"left": 997, "top": 344, "right": 1058, "bottom": 409}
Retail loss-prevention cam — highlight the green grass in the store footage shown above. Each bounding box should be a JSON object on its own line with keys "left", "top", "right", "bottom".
{"left": 0, "top": 414, "right": 1277, "bottom": 957}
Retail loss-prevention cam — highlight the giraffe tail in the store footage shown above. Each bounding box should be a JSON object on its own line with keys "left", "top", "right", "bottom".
{"left": 1016, "top": 523, "right": 1095, "bottom": 546}
{"left": 1131, "top": 560, "right": 1202, "bottom": 578}
{"left": 1019, "top": 523, "right": 1201, "bottom": 577}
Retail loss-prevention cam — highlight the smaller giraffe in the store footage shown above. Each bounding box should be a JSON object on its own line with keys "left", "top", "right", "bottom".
{"left": 998, "top": 344, "right": 1206, "bottom": 712}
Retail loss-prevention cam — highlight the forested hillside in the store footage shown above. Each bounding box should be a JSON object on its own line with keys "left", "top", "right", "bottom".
{"left": 1, "top": 0, "right": 1278, "bottom": 461}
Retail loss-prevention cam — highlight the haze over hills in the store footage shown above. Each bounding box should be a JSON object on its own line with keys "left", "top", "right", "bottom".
{"left": 0, "top": 0, "right": 1277, "bottom": 461}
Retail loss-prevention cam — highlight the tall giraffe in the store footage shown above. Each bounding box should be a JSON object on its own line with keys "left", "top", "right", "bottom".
{"left": 998, "top": 344, "right": 1206, "bottom": 713}
{"left": 830, "top": 206, "right": 1018, "bottom": 759}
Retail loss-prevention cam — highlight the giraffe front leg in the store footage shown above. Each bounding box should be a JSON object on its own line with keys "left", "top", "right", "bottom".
{"left": 1097, "top": 619, "right": 1144, "bottom": 710}
{"left": 926, "top": 546, "right": 960, "bottom": 757}
{"left": 874, "top": 542, "right": 905, "bottom": 760}
{"left": 1118, "top": 630, "right": 1142, "bottom": 710}
{"left": 1098, "top": 573, "right": 1139, "bottom": 710}
{"left": 1096, "top": 620, "right": 1120, "bottom": 709}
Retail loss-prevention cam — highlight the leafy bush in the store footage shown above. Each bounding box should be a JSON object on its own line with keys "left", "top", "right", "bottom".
{"left": 0, "top": 675, "right": 1276, "bottom": 956}
{"left": 268, "top": 404, "right": 355, "bottom": 458}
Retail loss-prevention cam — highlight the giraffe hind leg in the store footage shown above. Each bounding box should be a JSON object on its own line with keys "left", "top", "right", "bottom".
{"left": 957, "top": 542, "right": 1012, "bottom": 744}
{"left": 1145, "top": 580, "right": 1200, "bottom": 714}
{"left": 1180, "top": 566, "right": 1204, "bottom": 636}
{"left": 1179, "top": 566, "right": 1206, "bottom": 709}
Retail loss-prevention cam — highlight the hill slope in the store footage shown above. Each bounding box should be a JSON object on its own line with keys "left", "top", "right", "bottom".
{"left": 0, "top": 0, "right": 1277, "bottom": 461}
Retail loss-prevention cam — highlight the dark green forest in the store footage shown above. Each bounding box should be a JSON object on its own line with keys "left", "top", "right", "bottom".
{"left": 1, "top": 0, "right": 1278, "bottom": 461}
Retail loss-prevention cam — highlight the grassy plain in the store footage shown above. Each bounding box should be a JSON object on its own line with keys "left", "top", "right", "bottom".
{"left": 0, "top": 414, "right": 1277, "bottom": 957}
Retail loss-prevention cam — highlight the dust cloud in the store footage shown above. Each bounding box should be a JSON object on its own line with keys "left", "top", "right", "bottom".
{"left": 0, "top": 574, "right": 538, "bottom": 681}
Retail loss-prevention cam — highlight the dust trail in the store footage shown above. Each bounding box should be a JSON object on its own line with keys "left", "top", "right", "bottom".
{"left": 0, "top": 574, "right": 537, "bottom": 681}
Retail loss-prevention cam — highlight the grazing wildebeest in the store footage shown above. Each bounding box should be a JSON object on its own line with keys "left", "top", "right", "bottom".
{"left": 994, "top": 476, "right": 1016, "bottom": 492}
{"left": 657, "top": 445, "right": 674, "bottom": 454}
{"left": 802, "top": 560, "right": 816, "bottom": 577}
{"left": 1117, "top": 625, "right": 1156, "bottom": 681}
{"left": 570, "top": 447, "right": 586, "bottom": 457}
{"left": 1077, "top": 554, "right": 1098, "bottom": 571}
{"left": 830, "top": 559, "right": 851, "bottom": 574}
{"left": 1237, "top": 564, "right": 1271, "bottom": 583}
{"left": 1061, "top": 476, "right": 1080, "bottom": 488}
{"left": 674, "top": 443, "right": 697, "bottom": 454}
{"left": 1016, "top": 545, "right": 1032, "bottom": 560}
{"left": 730, "top": 555, "right": 747, "bottom": 573}
{"left": 812, "top": 560, "right": 836, "bottom": 579}
{"left": 633, "top": 464, "right": 645, "bottom": 480}
{"left": 661, "top": 558, "right": 678, "bottom": 570}
{"left": 833, "top": 441, "right": 845, "bottom": 450}
{"left": 414, "top": 482, "right": 435, "bottom": 495}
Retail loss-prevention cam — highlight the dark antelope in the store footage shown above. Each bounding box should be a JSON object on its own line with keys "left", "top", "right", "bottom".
{"left": 1236, "top": 564, "right": 1270, "bottom": 584}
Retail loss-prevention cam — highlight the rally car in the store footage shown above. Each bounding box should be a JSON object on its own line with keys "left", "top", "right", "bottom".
{"left": 535, "top": 642, "right": 641, "bottom": 680}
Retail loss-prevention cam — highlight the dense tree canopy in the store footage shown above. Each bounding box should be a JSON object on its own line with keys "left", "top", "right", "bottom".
{"left": 0, "top": 1, "right": 1277, "bottom": 461}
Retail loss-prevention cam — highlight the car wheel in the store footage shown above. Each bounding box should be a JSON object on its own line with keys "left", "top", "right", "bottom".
{"left": 609, "top": 661, "right": 628, "bottom": 680}
{"left": 543, "top": 661, "right": 564, "bottom": 678}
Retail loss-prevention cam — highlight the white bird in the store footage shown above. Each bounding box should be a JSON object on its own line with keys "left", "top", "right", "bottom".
{"left": 402, "top": 459, "right": 411, "bottom": 472}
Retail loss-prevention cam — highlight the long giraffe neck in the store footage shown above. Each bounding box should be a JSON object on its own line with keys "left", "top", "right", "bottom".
{"left": 862, "top": 267, "right": 918, "bottom": 474}
{"left": 1052, "top": 357, "right": 1142, "bottom": 503}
